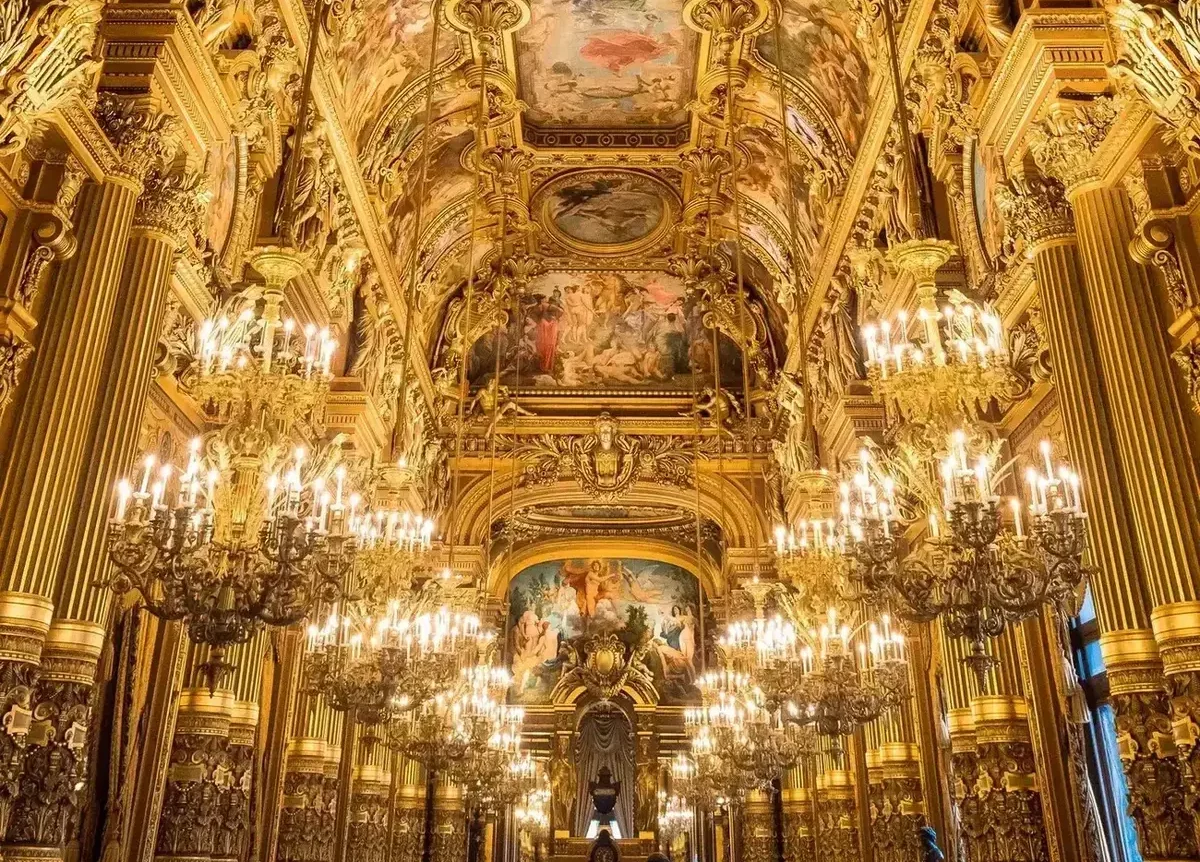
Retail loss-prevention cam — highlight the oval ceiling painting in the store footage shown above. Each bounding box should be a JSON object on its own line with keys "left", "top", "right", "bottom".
{"left": 538, "top": 170, "right": 677, "bottom": 253}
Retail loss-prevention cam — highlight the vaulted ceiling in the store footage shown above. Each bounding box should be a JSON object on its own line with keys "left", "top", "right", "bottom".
{"left": 324, "top": 0, "right": 875, "bottom": 390}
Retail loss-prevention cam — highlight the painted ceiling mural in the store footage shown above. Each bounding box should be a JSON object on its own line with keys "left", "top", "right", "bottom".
{"left": 333, "top": 0, "right": 461, "bottom": 151}
{"left": 532, "top": 169, "right": 681, "bottom": 256}
{"left": 507, "top": 557, "right": 703, "bottom": 705}
{"left": 751, "top": 0, "right": 871, "bottom": 154}
{"left": 464, "top": 270, "right": 744, "bottom": 391}
{"left": 514, "top": 0, "right": 698, "bottom": 129}
{"left": 331, "top": 0, "right": 878, "bottom": 380}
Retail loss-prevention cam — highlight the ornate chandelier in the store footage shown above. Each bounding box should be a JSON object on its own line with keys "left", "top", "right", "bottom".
{"left": 515, "top": 778, "right": 551, "bottom": 837}
{"left": 788, "top": 607, "right": 909, "bottom": 741}
{"left": 862, "top": 293, "right": 1024, "bottom": 452}
{"left": 386, "top": 660, "right": 518, "bottom": 774}
{"left": 354, "top": 507, "right": 436, "bottom": 597}
{"left": 719, "top": 600, "right": 908, "bottom": 746}
{"left": 191, "top": 286, "right": 337, "bottom": 426}
{"left": 683, "top": 671, "right": 805, "bottom": 802}
{"left": 657, "top": 792, "right": 693, "bottom": 844}
{"left": 303, "top": 593, "right": 481, "bottom": 724}
{"left": 846, "top": 435, "right": 1089, "bottom": 684}
{"left": 107, "top": 439, "right": 357, "bottom": 689}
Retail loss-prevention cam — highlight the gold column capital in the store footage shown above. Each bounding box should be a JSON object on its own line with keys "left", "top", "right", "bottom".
{"left": 1026, "top": 96, "right": 1121, "bottom": 194}
{"left": 994, "top": 172, "right": 1076, "bottom": 253}
{"left": 1152, "top": 601, "right": 1200, "bottom": 675}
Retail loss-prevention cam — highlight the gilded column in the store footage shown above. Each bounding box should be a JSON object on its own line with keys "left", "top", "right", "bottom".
{"left": 5, "top": 159, "right": 204, "bottom": 862}
{"left": 781, "top": 763, "right": 815, "bottom": 862}
{"left": 1028, "top": 103, "right": 1200, "bottom": 859}
{"left": 942, "top": 629, "right": 1050, "bottom": 862}
{"left": 279, "top": 689, "right": 336, "bottom": 862}
{"left": 0, "top": 94, "right": 177, "bottom": 859}
{"left": 741, "top": 790, "right": 777, "bottom": 862}
{"left": 865, "top": 707, "right": 924, "bottom": 862}
{"left": 215, "top": 636, "right": 266, "bottom": 862}
{"left": 815, "top": 741, "right": 859, "bottom": 862}
{"left": 995, "top": 172, "right": 1145, "bottom": 862}
{"left": 0, "top": 95, "right": 176, "bottom": 620}
{"left": 348, "top": 732, "right": 389, "bottom": 862}
{"left": 390, "top": 759, "right": 427, "bottom": 862}
{"left": 429, "top": 779, "right": 467, "bottom": 862}
{"left": 154, "top": 644, "right": 236, "bottom": 862}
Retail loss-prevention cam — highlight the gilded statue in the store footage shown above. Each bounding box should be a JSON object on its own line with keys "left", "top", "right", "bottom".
{"left": 469, "top": 378, "right": 533, "bottom": 436}
{"left": 688, "top": 387, "right": 743, "bottom": 424}
{"left": 635, "top": 736, "right": 659, "bottom": 835}
{"left": 288, "top": 131, "right": 331, "bottom": 252}
{"left": 550, "top": 735, "right": 575, "bottom": 834}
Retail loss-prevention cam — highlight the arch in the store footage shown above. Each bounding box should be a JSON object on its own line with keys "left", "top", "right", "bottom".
{"left": 450, "top": 470, "right": 766, "bottom": 557}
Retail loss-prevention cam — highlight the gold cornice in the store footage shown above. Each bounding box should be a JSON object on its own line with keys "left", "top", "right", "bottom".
{"left": 450, "top": 471, "right": 761, "bottom": 550}
{"left": 975, "top": 9, "right": 1112, "bottom": 167}
{"left": 98, "top": 2, "right": 236, "bottom": 156}
{"left": 51, "top": 95, "right": 119, "bottom": 179}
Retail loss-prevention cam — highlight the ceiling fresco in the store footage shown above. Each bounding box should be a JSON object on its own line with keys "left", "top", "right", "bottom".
{"left": 514, "top": 0, "right": 698, "bottom": 130}
{"left": 331, "top": 0, "right": 880, "bottom": 396}
{"left": 532, "top": 169, "right": 681, "bottom": 257}
{"left": 333, "top": 0, "right": 462, "bottom": 152}
{"left": 464, "top": 270, "right": 744, "bottom": 391}
{"left": 751, "top": 0, "right": 870, "bottom": 153}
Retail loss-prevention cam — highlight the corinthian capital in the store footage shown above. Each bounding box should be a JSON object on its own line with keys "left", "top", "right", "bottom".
{"left": 1026, "top": 97, "right": 1119, "bottom": 192}
{"left": 480, "top": 137, "right": 532, "bottom": 194}
{"left": 94, "top": 94, "right": 181, "bottom": 182}
{"left": 993, "top": 173, "right": 1075, "bottom": 252}
{"left": 680, "top": 142, "right": 733, "bottom": 194}
{"left": 134, "top": 166, "right": 211, "bottom": 248}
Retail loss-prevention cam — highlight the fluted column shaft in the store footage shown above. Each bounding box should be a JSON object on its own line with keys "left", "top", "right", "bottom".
{"left": 55, "top": 222, "right": 177, "bottom": 626}
{"left": 1029, "top": 236, "right": 1154, "bottom": 634}
{"left": 0, "top": 176, "right": 138, "bottom": 610}
{"left": 1025, "top": 232, "right": 1160, "bottom": 862}
{"left": 2, "top": 216, "right": 181, "bottom": 860}
{"left": 1068, "top": 184, "right": 1200, "bottom": 608}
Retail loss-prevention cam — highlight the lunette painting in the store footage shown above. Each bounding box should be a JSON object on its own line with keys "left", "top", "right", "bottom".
{"left": 507, "top": 557, "right": 702, "bottom": 705}
{"left": 466, "top": 270, "right": 743, "bottom": 390}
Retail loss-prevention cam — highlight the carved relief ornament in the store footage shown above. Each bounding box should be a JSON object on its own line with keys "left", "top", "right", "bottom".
{"left": 992, "top": 173, "right": 1076, "bottom": 253}
{"left": 517, "top": 413, "right": 694, "bottom": 503}
{"left": 0, "top": 0, "right": 103, "bottom": 155}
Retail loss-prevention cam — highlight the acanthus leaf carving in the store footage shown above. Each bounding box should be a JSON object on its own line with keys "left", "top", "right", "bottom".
{"left": 0, "top": 0, "right": 103, "bottom": 155}
{"left": 94, "top": 94, "right": 182, "bottom": 182}
{"left": 1026, "top": 97, "right": 1120, "bottom": 191}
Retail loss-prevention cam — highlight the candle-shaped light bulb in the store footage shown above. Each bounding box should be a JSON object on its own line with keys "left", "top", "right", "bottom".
{"left": 140, "top": 455, "right": 156, "bottom": 494}
{"left": 1041, "top": 439, "right": 1054, "bottom": 478}
{"left": 115, "top": 479, "right": 132, "bottom": 521}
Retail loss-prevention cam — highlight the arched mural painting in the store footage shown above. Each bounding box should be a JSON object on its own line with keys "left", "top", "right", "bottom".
{"left": 506, "top": 557, "right": 704, "bottom": 705}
